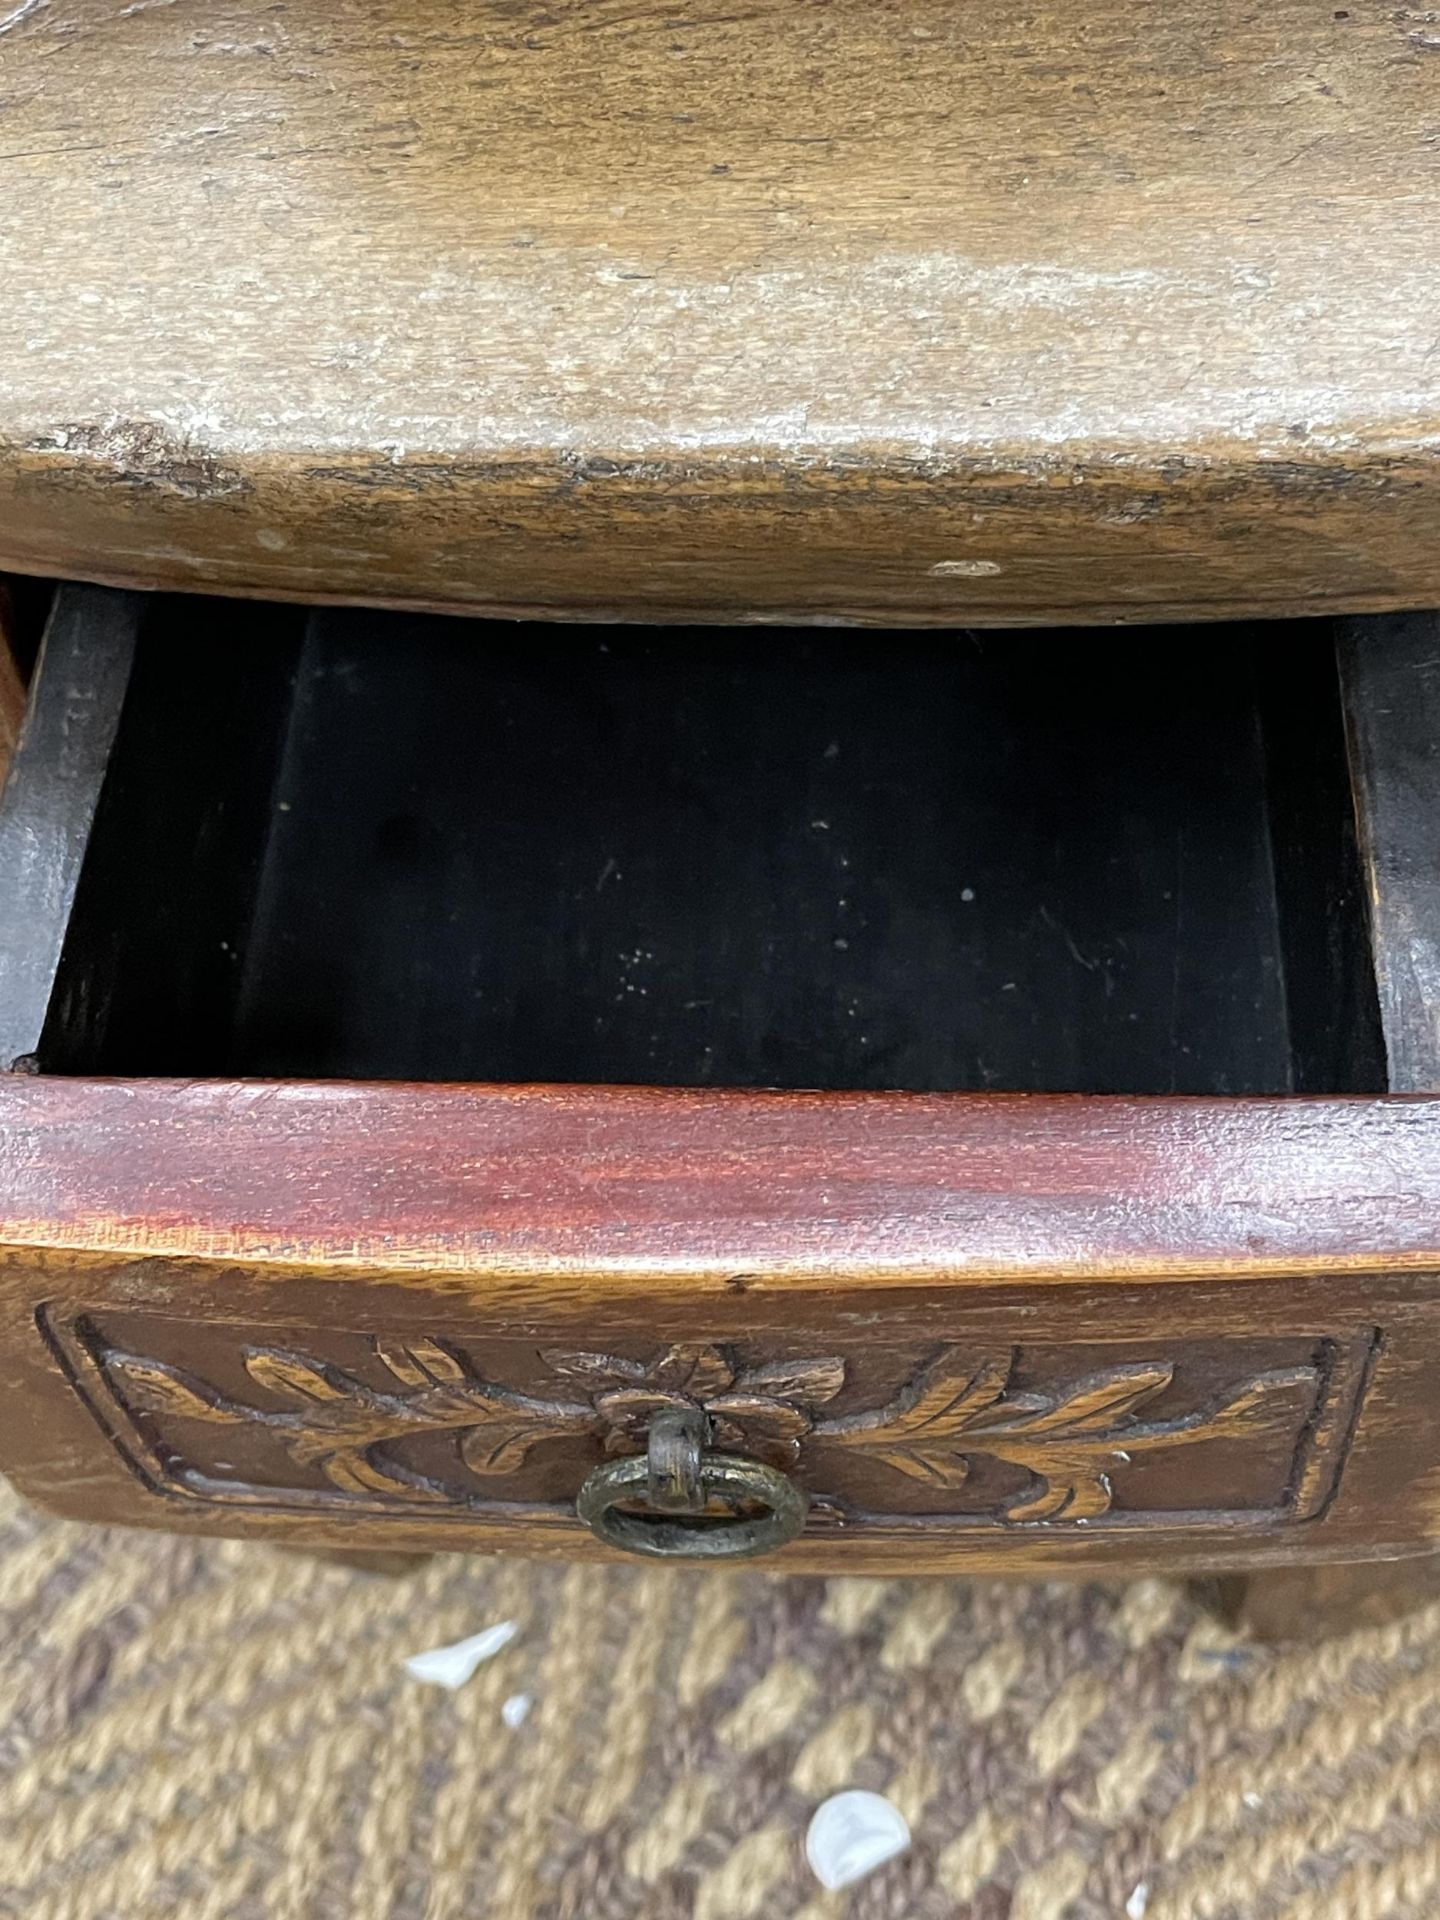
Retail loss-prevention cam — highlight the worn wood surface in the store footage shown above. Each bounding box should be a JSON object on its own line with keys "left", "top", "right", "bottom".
{"left": 0, "top": 587, "right": 142, "bottom": 1072}
{"left": 3, "top": 0, "right": 1440, "bottom": 623}
{"left": 2, "top": 1078, "right": 1440, "bottom": 1572}
{"left": 5, "top": 1080, "right": 1440, "bottom": 1283}
{"left": 0, "top": 586, "right": 25, "bottom": 788}
{"left": 1231, "top": 620, "right": 1440, "bottom": 1631}
{"left": 1341, "top": 616, "right": 1440, "bottom": 1092}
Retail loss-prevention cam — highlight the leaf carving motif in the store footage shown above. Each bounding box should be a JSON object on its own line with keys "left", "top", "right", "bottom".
{"left": 816, "top": 1347, "right": 1314, "bottom": 1522}
{"left": 102, "top": 1336, "right": 1319, "bottom": 1527}
{"left": 109, "top": 1339, "right": 593, "bottom": 1503}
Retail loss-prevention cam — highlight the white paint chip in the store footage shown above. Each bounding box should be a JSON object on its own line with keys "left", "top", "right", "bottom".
{"left": 502, "top": 1692, "right": 534, "bottom": 1729}
{"left": 404, "top": 1620, "right": 519, "bottom": 1690}
{"left": 805, "top": 1790, "right": 910, "bottom": 1891}
{"left": 928, "top": 559, "right": 1003, "bottom": 577}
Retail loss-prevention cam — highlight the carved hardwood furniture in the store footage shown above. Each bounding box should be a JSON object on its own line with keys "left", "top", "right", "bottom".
{"left": 0, "top": 592, "right": 1436, "bottom": 1583}
{"left": 2, "top": 0, "right": 1440, "bottom": 1600}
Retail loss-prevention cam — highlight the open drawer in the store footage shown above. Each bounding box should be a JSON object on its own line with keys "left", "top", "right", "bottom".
{"left": 0, "top": 589, "right": 1437, "bottom": 1572}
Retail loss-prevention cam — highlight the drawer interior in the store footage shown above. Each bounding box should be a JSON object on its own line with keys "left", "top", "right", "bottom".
{"left": 17, "top": 597, "right": 1389, "bottom": 1096}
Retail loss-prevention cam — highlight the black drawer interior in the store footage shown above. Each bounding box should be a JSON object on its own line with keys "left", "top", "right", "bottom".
{"left": 14, "top": 595, "right": 1389, "bottom": 1096}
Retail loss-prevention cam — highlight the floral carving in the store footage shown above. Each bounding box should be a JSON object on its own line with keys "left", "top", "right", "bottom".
{"left": 107, "top": 1339, "right": 847, "bottom": 1503}
{"left": 542, "top": 1344, "right": 845, "bottom": 1467}
{"left": 110, "top": 1339, "right": 594, "bottom": 1502}
{"left": 101, "top": 1336, "right": 1320, "bottom": 1526}
{"left": 819, "top": 1349, "right": 1315, "bottom": 1521}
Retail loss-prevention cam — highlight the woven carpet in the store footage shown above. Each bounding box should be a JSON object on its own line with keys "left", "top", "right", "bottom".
{"left": 3, "top": 1487, "right": 1440, "bottom": 1920}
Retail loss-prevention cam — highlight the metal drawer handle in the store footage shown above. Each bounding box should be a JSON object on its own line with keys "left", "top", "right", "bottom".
{"left": 576, "top": 1407, "right": 809, "bottom": 1561}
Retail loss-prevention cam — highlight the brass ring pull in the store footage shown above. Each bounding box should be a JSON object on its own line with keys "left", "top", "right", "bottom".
{"left": 576, "top": 1408, "right": 809, "bottom": 1561}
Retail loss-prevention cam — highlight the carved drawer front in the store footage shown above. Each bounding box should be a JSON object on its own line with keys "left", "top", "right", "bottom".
{"left": 1, "top": 1071, "right": 1438, "bottom": 1569}
{"left": 52, "top": 1313, "right": 1375, "bottom": 1543}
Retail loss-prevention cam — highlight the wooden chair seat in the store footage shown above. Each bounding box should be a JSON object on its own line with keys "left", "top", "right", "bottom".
{"left": 2, "top": 0, "right": 1438, "bottom": 623}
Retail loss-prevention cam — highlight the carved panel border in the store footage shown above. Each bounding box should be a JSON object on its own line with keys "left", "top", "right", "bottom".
{"left": 42, "top": 1311, "right": 1378, "bottom": 1537}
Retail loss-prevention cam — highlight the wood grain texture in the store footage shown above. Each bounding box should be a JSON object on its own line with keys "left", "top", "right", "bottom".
{"left": 0, "top": 585, "right": 25, "bottom": 787}
{"left": 3, "top": 1080, "right": 1440, "bottom": 1282}
{"left": 66, "top": 1323, "right": 1358, "bottom": 1529}
{"left": 1341, "top": 615, "right": 1440, "bottom": 1092}
{"left": 41, "top": 1314, "right": 1373, "bottom": 1554}
{"left": 2, "top": 1078, "right": 1439, "bottom": 1571}
{"left": 3, "top": 0, "right": 1440, "bottom": 623}
{"left": 0, "top": 587, "right": 142, "bottom": 1071}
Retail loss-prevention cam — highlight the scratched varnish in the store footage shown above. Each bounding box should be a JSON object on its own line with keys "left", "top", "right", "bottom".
{"left": 1, "top": 0, "right": 1439, "bottom": 621}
